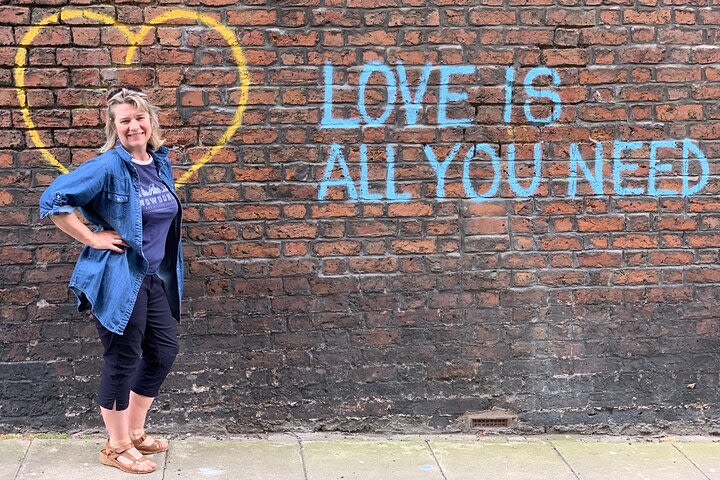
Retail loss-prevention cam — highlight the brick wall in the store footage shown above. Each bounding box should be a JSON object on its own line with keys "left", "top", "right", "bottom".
{"left": 3, "top": 1, "right": 720, "bottom": 434}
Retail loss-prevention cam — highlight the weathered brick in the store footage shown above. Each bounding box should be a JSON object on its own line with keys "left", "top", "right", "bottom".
{"left": 468, "top": 9, "right": 516, "bottom": 25}
{"left": 623, "top": 9, "right": 671, "bottom": 24}
{"left": 227, "top": 9, "right": 277, "bottom": 25}
{"left": 546, "top": 9, "right": 595, "bottom": 26}
{"left": 0, "top": 7, "right": 30, "bottom": 24}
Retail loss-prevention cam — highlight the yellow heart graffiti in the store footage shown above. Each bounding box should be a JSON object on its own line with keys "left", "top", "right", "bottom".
{"left": 14, "top": 8, "right": 250, "bottom": 187}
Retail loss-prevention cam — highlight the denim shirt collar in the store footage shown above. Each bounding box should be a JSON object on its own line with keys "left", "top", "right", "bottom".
{"left": 113, "top": 142, "right": 169, "bottom": 165}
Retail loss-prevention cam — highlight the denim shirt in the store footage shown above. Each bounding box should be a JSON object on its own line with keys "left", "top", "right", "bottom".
{"left": 39, "top": 144, "right": 183, "bottom": 335}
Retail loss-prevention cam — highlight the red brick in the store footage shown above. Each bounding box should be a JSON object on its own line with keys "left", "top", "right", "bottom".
{"left": 619, "top": 86, "right": 663, "bottom": 102}
{"left": 465, "top": 218, "right": 507, "bottom": 235}
{"left": 229, "top": 243, "right": 281, "bottom": 258}
{"left": 313, "top": 241, "right": 361, "bottom": 256}
{"left": 0, "top": 7, "right": 30, "bottom": 24}
{"left": 656, "top": 104, "right": 703, "bottom": 121}
{"left": 695, "top": 48, "right": 720, "bottom": 64}
{"left": 619, "top": 46, "right": 664, "bottom": 63}
{"left": 579, "top": 106, "right": 627, "bottom": 122}
{"left": 538, "top": 236, "right": 583, "bottom": 250}
{"left": 656, "top": 67, "right": 701, "bottom": 83}
{"left": 505, "top": 29, "right": 553, "bottom": 45}
{"left": 612, "top": 234, "right": 658, "bottom": 249}
{"left": 188, "top": 186, "right": 240, "bottom": 203}
{"left": 685, "top": 267, "right": 720, "bottom": 283}
{"left": 688, "top": 234, "right": 720, "bottom": 248}
{"left": 623, "top": 9, "right": 671, "bottom": 24}
{"left": 390, "top": 239, "right": 436, "bottom": 254}
{"left": 311, "top": 204, "right": 357, "bottom": 218}
{"left": 580, "top": 28, "right": 629, "bottom": 45}
{"left": 578, "top": 251, "right": 623, "bottom": 267}
{"left": 612, "top": 269, "right": 659, "bottom": 285}
{"left": 269, "top": 30, "right": 318, "bottom": 47}
{"left": 577, "top": 217, "right": 626, "bottom": 232}
{"left": 387, "top": 203, "right": 433, "bottom": 217}
{"left": 546, "top": 9, "right": 595, "bottom": 26}
{"left": 658, "top": 28, "right": 703, "bottom": 44}
{"left": 542, "top": 49, "right": 587, "bottom": 66}
{"left": 312, "top": 8, "right": 361, "bottom": 27}
{"left": 267, "top": 223, "right": 318, "bottom": 239}
{"left": 579, "top": 68, "right": 627, "bottom": 84}
{"left": 700, "top": 10, "right": 720, "bottom": 24}
{"left": 227, "top": 9, "right": 277, "bottom": 25}
{"left": 649, "top": 251, "right": 694, "bottom": 265}
{"left": 22, "top": 68, "right": 69, "bottom": 87}
{"left": 349, "top": 30, "right": 397, "bottom": 46}
{"left": 468, "top": 9, "right": 516, "bottom": 25}
{"left": 347, "top": 0, "right": 398, "bottom": 6}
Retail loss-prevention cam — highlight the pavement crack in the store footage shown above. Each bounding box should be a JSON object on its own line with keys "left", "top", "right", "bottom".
{"left": 13, "top": 437, "right": 32, "bottom": 480}
{"left": 672, "top": 442, "right": 711, "bottom": 480}
{"left": 290, "top": 432, "right": 310, "bottom": 480}
{"left": 161, "top": 439, "right": 170, "bottom": 480}
{"left": 549, "top": 440, "right": 581, "bottom": 480}
{"left": 424, "top": 438, "right": 448, "bottom": 480}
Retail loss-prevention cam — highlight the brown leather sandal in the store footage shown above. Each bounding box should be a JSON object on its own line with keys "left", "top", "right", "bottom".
{"left": 99, "top": 440, "right": 156, "bottom": 474}
{"left": 131, "top": 433, "right": 170, "bottom": 454}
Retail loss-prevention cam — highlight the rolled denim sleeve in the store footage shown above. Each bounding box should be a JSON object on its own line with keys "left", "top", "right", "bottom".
{"left": 39, "top": 157, "right": 107, "bottom": 220}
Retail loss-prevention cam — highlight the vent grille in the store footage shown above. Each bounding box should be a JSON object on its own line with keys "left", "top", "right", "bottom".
{"left": 471, "top": 417, "right": 512, "bottom": 428}
{"left": 466, "top": 410, "right": 516, "bottom": 430}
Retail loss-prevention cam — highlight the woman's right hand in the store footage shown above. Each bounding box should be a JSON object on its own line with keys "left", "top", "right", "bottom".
{"left": 89, "top": 230, "right": 129, "bottom": 253}
{"left": 49, "top": 212, "right": 129, "bottom": 253}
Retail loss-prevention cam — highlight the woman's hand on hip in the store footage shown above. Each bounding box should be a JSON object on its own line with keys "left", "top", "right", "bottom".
{"left": 89, "top": 230, "right": 129, "bottom": 253}
{"left": 49, "top": 212, "right": 128, "bottom": 252}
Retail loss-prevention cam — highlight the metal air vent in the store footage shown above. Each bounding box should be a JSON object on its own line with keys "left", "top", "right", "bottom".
{"left": 465, "top": 409, "right": 516, "bottom": 430}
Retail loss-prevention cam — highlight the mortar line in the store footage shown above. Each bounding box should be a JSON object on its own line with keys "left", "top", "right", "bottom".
{"left": 13, "top": 437, "right": 32, "bottom": 480}
{"left": 424, "top": 438, "right": 448, "bottom": 480}
{"left": 549, "top": 439, "right": 581, "bottom": 480}
{"left": 290, "top": 432, "right": 309, "bottom": 480}
{"left": 672, "top": 442, "right": 711, "bottom": 480}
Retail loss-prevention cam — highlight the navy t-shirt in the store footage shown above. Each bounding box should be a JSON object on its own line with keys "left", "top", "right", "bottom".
{"left": 133, "top": 158, "right": 178, "bottom": 274}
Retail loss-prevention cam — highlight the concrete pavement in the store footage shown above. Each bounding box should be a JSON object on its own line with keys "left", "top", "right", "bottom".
{"left": 2, "top": 433, "right": 720, "bottom": 479}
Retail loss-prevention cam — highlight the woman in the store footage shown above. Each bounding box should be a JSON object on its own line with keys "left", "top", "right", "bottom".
{"left": 39, "top": 87, "right": 183, "bottom": 474}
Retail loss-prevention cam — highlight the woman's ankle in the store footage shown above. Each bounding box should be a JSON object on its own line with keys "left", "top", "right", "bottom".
{"left": 108, "top": 437, "right": 132, "bottom": 449}
{"left": 129, "top": 429, "right": 145, "bottom": 439}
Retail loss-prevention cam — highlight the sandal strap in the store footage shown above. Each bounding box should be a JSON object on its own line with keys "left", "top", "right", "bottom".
{"left": 107, "top": 441, "right": 134, "bottom": 455}
{"left": 133, "top": 432, "right": 166, "bottom": 451}
{"left": 103, "top": 441, "right": 151, "bottom": 468}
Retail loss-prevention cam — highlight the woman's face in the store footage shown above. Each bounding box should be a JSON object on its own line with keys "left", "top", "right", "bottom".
{"left": 113, "top": 102, "right": 152, "bottom": 153}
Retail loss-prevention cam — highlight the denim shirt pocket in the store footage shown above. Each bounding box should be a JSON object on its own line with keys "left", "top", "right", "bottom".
{"left": 105, "top": 191, "right": 129, "bottom": 220}
{"left": 102, "top": 170, "right": 132, "bottom": 221}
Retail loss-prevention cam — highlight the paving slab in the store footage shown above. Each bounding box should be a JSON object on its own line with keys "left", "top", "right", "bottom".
{"left": 551, "top": 437, "right": 705, "bottom": 480}
{"left": 429, "top": 438, "right": 577, "bottom": 480}
{"left": 0, "top": 439, "right": 30, "bottom": 480}
{"left": 674, "top": 441, "right": 720, "bottom": 479}
{"left": 303, "top": 439, "right": 443, "bottom": 480}
{"left": 165, "top": 438, "right": 304, "bottom": 480}
{"left": 16, "top": 438, "right": 165, "bottom": 480}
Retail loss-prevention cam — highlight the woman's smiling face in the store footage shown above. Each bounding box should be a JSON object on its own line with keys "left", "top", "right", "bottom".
{"left": 113, "top": 102, "right": 152, "bottom": 153}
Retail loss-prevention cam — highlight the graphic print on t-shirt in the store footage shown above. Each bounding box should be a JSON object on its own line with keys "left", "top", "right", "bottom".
{"left": 139, "top": 182, "right": 175, "bottom": 210}
{"left": 134, "top": 161, "right": 179, "bottom": 274}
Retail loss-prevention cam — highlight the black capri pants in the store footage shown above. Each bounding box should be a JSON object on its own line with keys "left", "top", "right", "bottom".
{"left": 95, "top": 274, "right": 179, "bottom": 411}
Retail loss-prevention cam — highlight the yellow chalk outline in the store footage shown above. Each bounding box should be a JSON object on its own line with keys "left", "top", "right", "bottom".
{"left": 14, "top": 8, "right": 249, "bottom": 186}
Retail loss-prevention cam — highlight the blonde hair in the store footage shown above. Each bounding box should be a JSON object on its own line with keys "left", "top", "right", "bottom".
{"left": 100, "top": 87, "right": 165, "bottom": 153}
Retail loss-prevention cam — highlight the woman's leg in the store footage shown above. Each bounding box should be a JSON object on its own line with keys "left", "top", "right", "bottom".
{"left": 100, "top": 406, "right": 156, "bottom": 471}
{"left": 128, "top": 391, "right": 168, "bottom": 450}
{"left": 96, "top": 276, "right": 156, "bottom": 470}
{"left": 128, "top": 274, "right": 178, "bottom": 448}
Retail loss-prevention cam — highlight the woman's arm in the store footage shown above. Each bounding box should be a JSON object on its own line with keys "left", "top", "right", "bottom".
{"left": 50, "top": 211, "right": 128, "bottom": 253}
